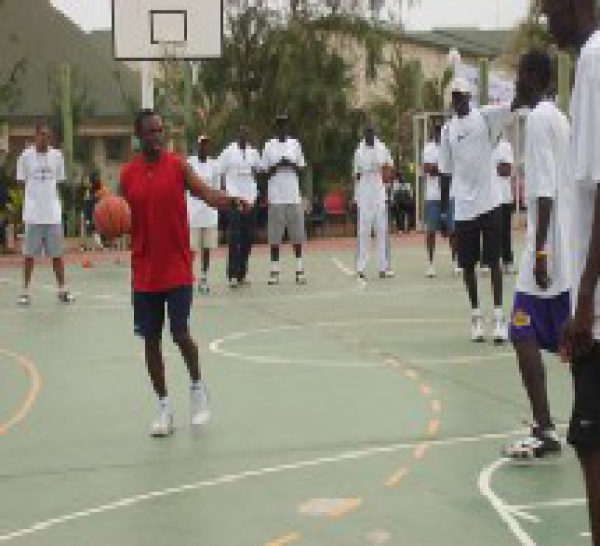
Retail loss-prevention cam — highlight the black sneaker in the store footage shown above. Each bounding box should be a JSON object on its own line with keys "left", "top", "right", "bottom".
{"left": 295, "top": 270, "right": 307, "bottom": 285}
{"left": 503, "top": 426, "right": 562, "bottom": 460}
{"left": 58, "top": 291, "right": 76, "bottom": 304}
{"left": 268, "top": 271, "right": 280, "bottom": 285}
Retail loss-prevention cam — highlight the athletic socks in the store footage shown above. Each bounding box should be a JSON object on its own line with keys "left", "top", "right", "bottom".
{"left": 191, "top": 379, "right": 203, "bottom": 391}
{"left": 296, "top": 258, "right": 303, "bottom": 273}
{"left": 158, "top": 396, "right": 172, "bottom": 414}
{"left": 493, "top": 307, "right": 504, "bottom": 320}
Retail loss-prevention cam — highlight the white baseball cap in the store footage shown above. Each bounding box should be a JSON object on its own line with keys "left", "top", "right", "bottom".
{"left": 451, "top": 77, "right": 472, "bottom": 96}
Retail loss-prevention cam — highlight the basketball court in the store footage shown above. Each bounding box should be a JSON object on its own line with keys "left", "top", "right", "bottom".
{"left": 0, "top": 239, "right": 588, "bottom": 546}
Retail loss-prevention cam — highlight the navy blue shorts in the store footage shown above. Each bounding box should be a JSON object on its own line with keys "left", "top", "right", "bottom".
{"left": 509, "top": 291, "right": 571, "bottom": 353}
{"left": 424, "top": 201, "right": 442, "bottom": 232}
{"left": 133, "top": 286, "right": 193, "bottom": 339}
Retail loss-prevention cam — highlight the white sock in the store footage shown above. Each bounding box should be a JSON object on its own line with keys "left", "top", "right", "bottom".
{"left": 158, "top": 396, "right": 172, "bottom": 413}
{"left": 296, "top": 258, "right": 303, "bottom": 272}
{"left": 271, "top": 261, "right": 280, "bottom": 274}
{"left": 493, "top": 307, "right": 504, "bottom": 320}
{"left": 471, "top": 308, "right": 482, "bottom": 318}
{"left": 200, "top": 271, "right": 208, "bottom": 282}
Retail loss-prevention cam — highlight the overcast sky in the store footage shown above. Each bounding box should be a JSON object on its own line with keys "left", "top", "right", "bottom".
{"left": 50, "top": 0, "right": 531, "bottom": 32}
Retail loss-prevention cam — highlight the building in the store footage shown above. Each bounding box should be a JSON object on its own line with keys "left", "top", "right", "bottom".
{"left": 0, "top": 0, "right": 140, "bottom": 188}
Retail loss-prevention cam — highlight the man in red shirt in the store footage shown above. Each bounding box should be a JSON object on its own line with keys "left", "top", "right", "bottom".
{"left": 121, "top": 109, "right": 247, "bottom": 437}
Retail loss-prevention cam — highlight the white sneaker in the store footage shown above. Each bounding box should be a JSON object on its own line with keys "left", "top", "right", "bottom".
{"left": 493, "top": 316, "right": 508, "bottom": 345}
{"left": 150, "top": 407, "right": 174, "bottom": 438}
{"left": 503, "top": 426, "right": 562, "bottom": 460}
{"left": 191, "top": 382, "right": 211, "bottom": 426}
{"left": 426, "top": 266, "right": 436, "bottom": 278}
{"left": 198, "top": 279, "right": 210, "bottom": 295}
{"left": 471, "top": 314, "right": 485, "bottom": 343}
{"left": 453, "top": 264, "right": 463, "bottom": 276}
{"left": 229, "top": 278, "right": 239, "bottom": 289}
{"left": 379, "top": 270, "right": 395, "bottom": 279}
{"left": 18, "top": 293, "right": 30, "bottom": 306}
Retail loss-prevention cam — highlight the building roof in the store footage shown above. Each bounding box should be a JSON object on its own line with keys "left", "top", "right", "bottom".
{"left": 404, "top": 28, "right": 511, "bottom": 59}
{"left": 0, "top": 0, "right": 140, "bottom": 121}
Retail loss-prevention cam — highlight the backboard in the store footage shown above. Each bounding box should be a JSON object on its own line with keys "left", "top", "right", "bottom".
{"left": 112, "top": 0, "right": 223, "bottom": 60}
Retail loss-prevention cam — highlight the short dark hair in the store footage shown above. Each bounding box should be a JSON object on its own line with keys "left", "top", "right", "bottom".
{"left": 520, "top": 50, "right": 554, "bottom": 91}
{"left": 134, "top": 108, "right": 156, "bottom": 135}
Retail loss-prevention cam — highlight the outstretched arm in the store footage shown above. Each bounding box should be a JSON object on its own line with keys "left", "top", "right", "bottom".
{"left": 184, "top": 164, "right": 248, "bottom": 212}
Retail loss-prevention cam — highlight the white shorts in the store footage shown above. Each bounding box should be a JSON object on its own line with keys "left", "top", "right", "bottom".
{"left": 189, "top": 227, "right": 218, "bottom": 250}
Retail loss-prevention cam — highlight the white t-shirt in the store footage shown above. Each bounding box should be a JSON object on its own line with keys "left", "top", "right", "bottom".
{"left": 569, "top": 30, "right": 600, "bottom": 338}
{"left": 262, "top": 137, "right": 306, "bottom": 205}
{"left": 16, "top": 146, "right": 65, "bottom": 225}
{"left": 516, "top": 100, "right": 571, "bottom": 298}
{"left": 353, "top": 138, "right": 393, "bottom": 208}
{"left": 492, "top": 139, "right": 515, "bottom": 205}
{"left": 422, "top": 141, "right": 441, "bottom": 202}
{"left": 186, "top": 156, "right": 220, "bottom": 228}
{"left": 439, "top": 105, "right": 513, "bottom": 221}
{"left": 219, "top": 142, "right": 260, "bottom": 204}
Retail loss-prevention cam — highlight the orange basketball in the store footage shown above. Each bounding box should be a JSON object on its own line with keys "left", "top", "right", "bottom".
{"left": 93, "top": 195, "right": 131, "bottom": 239}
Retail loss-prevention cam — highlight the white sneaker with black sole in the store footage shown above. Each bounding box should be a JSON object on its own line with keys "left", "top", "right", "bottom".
{"left": 503, "top": 426, "right": 562, "bottom": 460}
{"left": 150, "top": 407, "right": 174, "bottom": 438}
{"left": 191, "top": 382, "right": 211, "bottom": 427}
{"left": 471, "top": 313, "right": 485, "bottom": 343}
{"left": 426, "top": 266, "right": 436, "bottom": 278}
{"left": 18, "top": 294, "right": 31, "bottom": 306}
{"left": 492, "top": 316, "right": 508, "bottom": 345}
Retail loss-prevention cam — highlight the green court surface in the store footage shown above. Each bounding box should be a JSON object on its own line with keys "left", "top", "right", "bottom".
{"left": 0, "top": 238, "right": 588, "bottom": 546}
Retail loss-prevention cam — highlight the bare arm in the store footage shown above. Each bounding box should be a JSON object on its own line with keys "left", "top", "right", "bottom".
{"left": 423, "top": 163, "right": 440, "bottom": 177}
{"left": 184, "top": 164, "right": 239, "bottom": 211}
{"left": 533, "top": 196, "right": 553, "bottom": 290}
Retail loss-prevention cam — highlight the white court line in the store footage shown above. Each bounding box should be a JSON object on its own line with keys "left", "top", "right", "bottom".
{"left": 331, "top": 257, "right": 367, "bottom": 288}
{"left": 0, "top": 428, "right": 528, "bottom": 543}
{"left": 511, "top": 498, "right": 586, "bottom": 511}
{"left": 209, "top": 319, "right": 511, "bottom": 368}
{"left": 479, "top": 458, "right": 539, "bottom": 546}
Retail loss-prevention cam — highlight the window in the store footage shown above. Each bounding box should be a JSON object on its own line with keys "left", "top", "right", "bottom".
{"left": 105, "top": 137, "right": 129, "bottom": 163}
{"left": 74, "top": 137, "right": 93, "bottom": 164}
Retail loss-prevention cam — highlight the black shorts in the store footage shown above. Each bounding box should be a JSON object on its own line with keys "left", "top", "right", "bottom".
{"left": 568, "top": 343, "right": 600, "bottom": 452}
{"left": 454, "top": 207, "right": 502, "bottom": 269}
{"left": 133, "top": 286, "right": 193, "bottom": 339}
